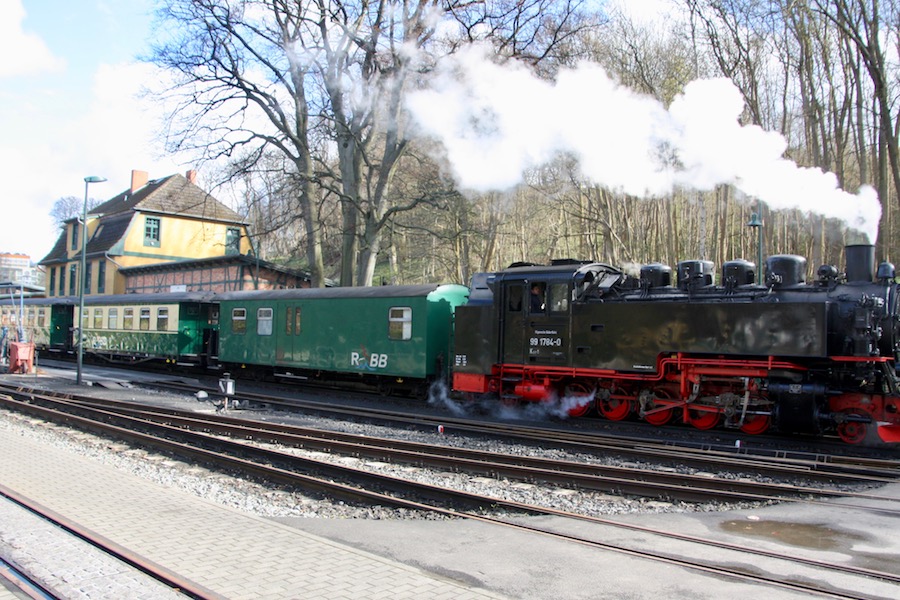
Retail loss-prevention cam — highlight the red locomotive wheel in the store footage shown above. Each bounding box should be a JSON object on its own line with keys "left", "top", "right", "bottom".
{"left": 687, "top": 408, "right": 720, "bottom": 430}
{"left": 599, "top": 397, "right": 632, "bottom": 421}
{"left": 836, "top": 413, "right": 869, "bottom": 444}
{"left": 565, "top": 384, "right": 596, "bottom": 417}
{"left": 641, "top": 389, "right": 675, "bottom": 426}
{"left": 643, "top": 407, "right": 674, "bottom": 426}
{"left": 739, "top": 413, "right": 771, "bottom": 435}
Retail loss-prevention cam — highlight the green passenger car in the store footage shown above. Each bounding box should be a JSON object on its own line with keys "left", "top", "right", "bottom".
{"left": 0, "top": 297, "right": 68, "bottom": 351}
{"left": 215, "top": 284, "right": 470, "bottom": 391}
{"left": 77, "top": 293, "right": 218, "bottom": 365}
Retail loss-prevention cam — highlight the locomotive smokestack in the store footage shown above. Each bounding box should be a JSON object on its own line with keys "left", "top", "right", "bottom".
{"left": 845, "top": 244, "right": 875, "bottom": 283}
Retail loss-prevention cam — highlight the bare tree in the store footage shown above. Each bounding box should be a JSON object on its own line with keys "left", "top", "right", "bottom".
{"left": 150, "top": 0, "right": 328, "bottom": 285}
{"left": 813, "top": 0, "right": 900, "bottom": 255}
{"left": 50, "top": 196, "right": 98, "bottom": 228}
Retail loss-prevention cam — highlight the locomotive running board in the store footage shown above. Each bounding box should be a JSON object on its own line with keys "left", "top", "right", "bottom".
{"left": 876, "top": 423, "right": 900, "bottom": 443}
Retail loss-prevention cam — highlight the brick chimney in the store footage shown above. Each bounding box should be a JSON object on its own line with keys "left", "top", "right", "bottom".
{"left": 131, "top": 170, "right": 149, "bottom": 192}
{"left": 185, "top": 169, "right": 198, "bottom": 184}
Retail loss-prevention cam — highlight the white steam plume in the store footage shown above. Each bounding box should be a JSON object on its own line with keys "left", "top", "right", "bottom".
{"left": 407, "top": 45, "right": 880, "bottom": 243}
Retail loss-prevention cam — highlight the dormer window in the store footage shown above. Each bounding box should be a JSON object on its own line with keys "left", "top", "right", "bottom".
{"left": 144, "top": 216, "right": 161, "bottom": 247}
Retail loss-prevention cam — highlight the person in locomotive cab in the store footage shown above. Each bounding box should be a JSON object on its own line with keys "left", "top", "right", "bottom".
{"left": 530, "top": 283, "right": 545, "bottom": 312}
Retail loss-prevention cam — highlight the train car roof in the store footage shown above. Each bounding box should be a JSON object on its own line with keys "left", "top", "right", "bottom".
{"left": 0, "top": 293, "right": 216, "bottom": 306}
{"left": 0, "top": 296, "right": 74, "bottom": 306}
{"left": 214, "top": 284, "right": 459, "bottom": 302}
{"left": 80, "top": 292, "right": 218, "bottom": 304}
{"left": 497, "top": 262, "right": 621, "bottom": 281}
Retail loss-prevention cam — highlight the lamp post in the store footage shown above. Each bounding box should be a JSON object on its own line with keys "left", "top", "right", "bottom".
{"left": 77, "top": 175, "right": 107, "bottom": 385}
{"left": 747, "top": 206, "right": 763, "bottom": 285}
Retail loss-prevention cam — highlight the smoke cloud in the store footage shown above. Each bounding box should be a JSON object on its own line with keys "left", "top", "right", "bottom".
{"left": 427, "top": 380, "right": 595, "bottom": 422}
{"left": 407, "top": 45, "right": 880, "bottom": 243}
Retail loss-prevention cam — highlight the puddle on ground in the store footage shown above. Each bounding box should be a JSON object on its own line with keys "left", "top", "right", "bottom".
{"left": 720, "top": 519, "right": 868, "bottom": 550}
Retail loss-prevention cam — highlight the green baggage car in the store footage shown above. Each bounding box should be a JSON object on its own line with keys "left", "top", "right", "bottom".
{"left": 215, "top": 284, "right": 469, "bottom": 394}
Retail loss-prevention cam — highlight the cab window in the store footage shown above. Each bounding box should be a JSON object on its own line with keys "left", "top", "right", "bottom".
{"left": 549, "top": 283, "right": 569, "bottom": 312}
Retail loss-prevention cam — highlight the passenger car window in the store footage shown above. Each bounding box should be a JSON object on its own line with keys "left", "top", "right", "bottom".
{"left": 257, "top": 308, "right": 273, "bottom": 336}
{"left": 389, "top": 307, "right": 412, "bottom": 340}
{"left": 232, "top": 308, "right": 246, "bottom": 334}
{"left": 157, "top": 308, "right": 169, "bottom": 331}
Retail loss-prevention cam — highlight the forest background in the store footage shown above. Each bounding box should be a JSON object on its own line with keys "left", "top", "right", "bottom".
{"left": 130, "top": 0, "right": 900, "bottom": 288}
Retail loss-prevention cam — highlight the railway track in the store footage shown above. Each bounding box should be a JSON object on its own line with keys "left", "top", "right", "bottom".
{"left": 0, "top": 553, "right": 59, "bottom": 600}
{"left": 147, "top": 378, "right": 900, "bottom": 482}
{"left": 15, "top": 389, "right": 900, "bottom": 508}
{"left": 2, "top": 383, "right": 900, "bottom": 598}
{"left": 0, "top": 482, "right": 218, "bottom": 599}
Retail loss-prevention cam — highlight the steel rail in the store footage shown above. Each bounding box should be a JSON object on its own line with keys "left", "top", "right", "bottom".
{"left": 0, "top": 484, "right": 223, "bottom": 599}
{"left": 0, "top": 555, "right": 59, "bottom": 600}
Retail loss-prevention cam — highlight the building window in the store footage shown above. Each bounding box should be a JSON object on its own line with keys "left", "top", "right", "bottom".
{"left": 232, "top": 308, "right": 246, "bottom": 334}
{"left": 97, "top": 261, "right": 106, "bottom": 294}
{"left": 93, "top": 308, "right": 103, "bottom": 329}
{"left": 49, "top": 269, "right": 56, "bottom": 297}
{"left": 144, "top": 217, "right": 161, "bottom": 247}
{"left": 71, "top": 223, "right": 79, "bottom": 250}
{"left": 225, "top": 227, "right": 241, "bottom": 256}
{"left": 108, "top": 308, "right": 118, "bottom": 330}
{"left": 58, "top": 267, "right": 64, "bottom": 296}
{"left": 388, "top": 307, "right": 412, "bottom": 341}
{"left": 37, "top": 309, "right": 46, "bottom": 328}
{"left": 123, "top": 308, "right": 134, "bottom": 330}
{"left": 69, "top": 264, "right": 77, "bottom": 296}
{"left": 157, "top": 308, "right": 169, "bottom": 331}
{"left": 257, "top": 308, "right": 273, "bottom": 335}
{"left": 84, "top": 261, "right": 92, "bottom": 294}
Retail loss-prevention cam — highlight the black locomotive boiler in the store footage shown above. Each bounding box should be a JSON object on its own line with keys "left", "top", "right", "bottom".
{"left": 452, "top": 244, "right": 900, "bottom": 444}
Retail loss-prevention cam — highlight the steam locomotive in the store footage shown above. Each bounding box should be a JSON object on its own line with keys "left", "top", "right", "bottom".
{"left": 453, "top": 244, "right": 900, "bottom": 444}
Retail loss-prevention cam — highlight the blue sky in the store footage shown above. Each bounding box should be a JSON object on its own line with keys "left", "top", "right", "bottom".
{"left": 0, "top": 0, "right": 187, "bottom": 262}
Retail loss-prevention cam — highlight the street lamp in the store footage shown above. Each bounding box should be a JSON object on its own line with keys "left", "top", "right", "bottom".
{"left": 747, "top": 206, "right": 763, "bottom": 285}
{"left": 77, "top": 175, "right": 107, "bottom": 385}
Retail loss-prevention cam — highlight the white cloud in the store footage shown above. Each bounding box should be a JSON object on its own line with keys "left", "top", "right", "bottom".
{"left": 0, "top": 0, "right": 66, "bottom": 77}
{"left": 0, "top": 60, "right": 188, "bottom": 262}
